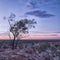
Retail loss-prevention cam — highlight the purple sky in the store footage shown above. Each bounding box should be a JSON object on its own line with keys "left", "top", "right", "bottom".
{"left": 0, "top": 0, "right": 60, "bottom": 39}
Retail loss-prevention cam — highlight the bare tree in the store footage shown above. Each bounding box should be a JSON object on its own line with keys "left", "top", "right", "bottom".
{"left": 5, "top": 13, "right": 36, "bottom": 49}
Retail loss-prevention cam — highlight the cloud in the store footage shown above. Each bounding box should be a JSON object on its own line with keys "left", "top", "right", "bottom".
{"left": 53, "top": 32, "right": 60, "bottom": 33}
{"left": 26, "top": 0, "right": 59, "bottom": 9}
{"left": 27, "top": 0, "right": 38, "bottom": 9}
{"left": 26, "top": 10, "right": 54, "bottom": 18}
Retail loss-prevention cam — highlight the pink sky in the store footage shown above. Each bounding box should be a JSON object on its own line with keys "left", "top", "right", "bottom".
{"left": 22, "top": 34, "right": 60, "bottom": 40}
{"left": 0, "top": 33, "right": 60, "bottom": 40}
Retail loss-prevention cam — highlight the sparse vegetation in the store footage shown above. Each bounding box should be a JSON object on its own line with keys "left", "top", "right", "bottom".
{"left": 0, "top": 40, "right": 60, "bottom": 60}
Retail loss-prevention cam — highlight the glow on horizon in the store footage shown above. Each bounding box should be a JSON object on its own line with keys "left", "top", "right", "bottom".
{"left": 0, "top": 33, "right": 60, "bottom": 40}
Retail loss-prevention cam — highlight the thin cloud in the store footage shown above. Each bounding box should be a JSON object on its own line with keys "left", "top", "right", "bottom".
{"left": 56, "top": 32, "right": 60, "bottom": 33}
{"left": 26, "top": 10, "right": 54, "bottom": 18}
{"left": 26, "top": 0, "right": 58, "bottom": 9}
{"left": 27, "top": 0, "right": 38, "bottom": 9}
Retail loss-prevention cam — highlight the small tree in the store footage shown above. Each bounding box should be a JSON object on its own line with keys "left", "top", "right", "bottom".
{"left": 5, "top": 13, "right": 36, "bottom": 49}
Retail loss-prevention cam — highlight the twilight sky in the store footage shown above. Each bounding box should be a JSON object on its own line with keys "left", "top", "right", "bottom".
{"left": 0, "top": 0, "right": 60, "bottom": 39}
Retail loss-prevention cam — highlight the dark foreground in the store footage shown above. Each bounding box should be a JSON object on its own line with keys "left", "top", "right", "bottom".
{"left": 0, "top": 40, "right": 60, "bottom": 60}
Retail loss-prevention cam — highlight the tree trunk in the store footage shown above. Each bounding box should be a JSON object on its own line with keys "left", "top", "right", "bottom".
{"left": 15, "top": 39, "right": 19, "bottom": 49}
{"left": 12, "top": 36, "right": 15, "bottom": 49}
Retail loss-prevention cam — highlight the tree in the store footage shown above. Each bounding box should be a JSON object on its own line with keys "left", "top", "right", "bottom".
{"left": 4, "top": 13, "right": 36, "bottom": 49}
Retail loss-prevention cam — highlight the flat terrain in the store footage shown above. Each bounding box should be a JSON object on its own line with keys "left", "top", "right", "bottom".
{"left": 0, "top": 40, "right": 60, "bottom": 60}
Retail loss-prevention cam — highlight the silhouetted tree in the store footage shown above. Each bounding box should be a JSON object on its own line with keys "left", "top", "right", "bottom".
{"left": 5, "top": 13, "right": 36, "bottom": 49}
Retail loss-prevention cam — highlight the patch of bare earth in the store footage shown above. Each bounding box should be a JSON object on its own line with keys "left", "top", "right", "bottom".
{"left": 0, "top": 48, "right": 50, "bottom": 60}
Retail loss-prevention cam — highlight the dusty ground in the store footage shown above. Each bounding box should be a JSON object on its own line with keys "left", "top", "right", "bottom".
{"left": 0, "top": 48, "right": 50, "bottom": 60}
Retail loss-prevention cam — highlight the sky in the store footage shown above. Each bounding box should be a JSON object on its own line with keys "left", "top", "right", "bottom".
{"left": 0, "top": 0, "right": 60, "bottom": 39}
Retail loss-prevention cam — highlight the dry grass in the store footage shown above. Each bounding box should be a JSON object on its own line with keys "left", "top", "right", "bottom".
{"left": 0, "top": 48, "right": 50, "bottom": 60}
